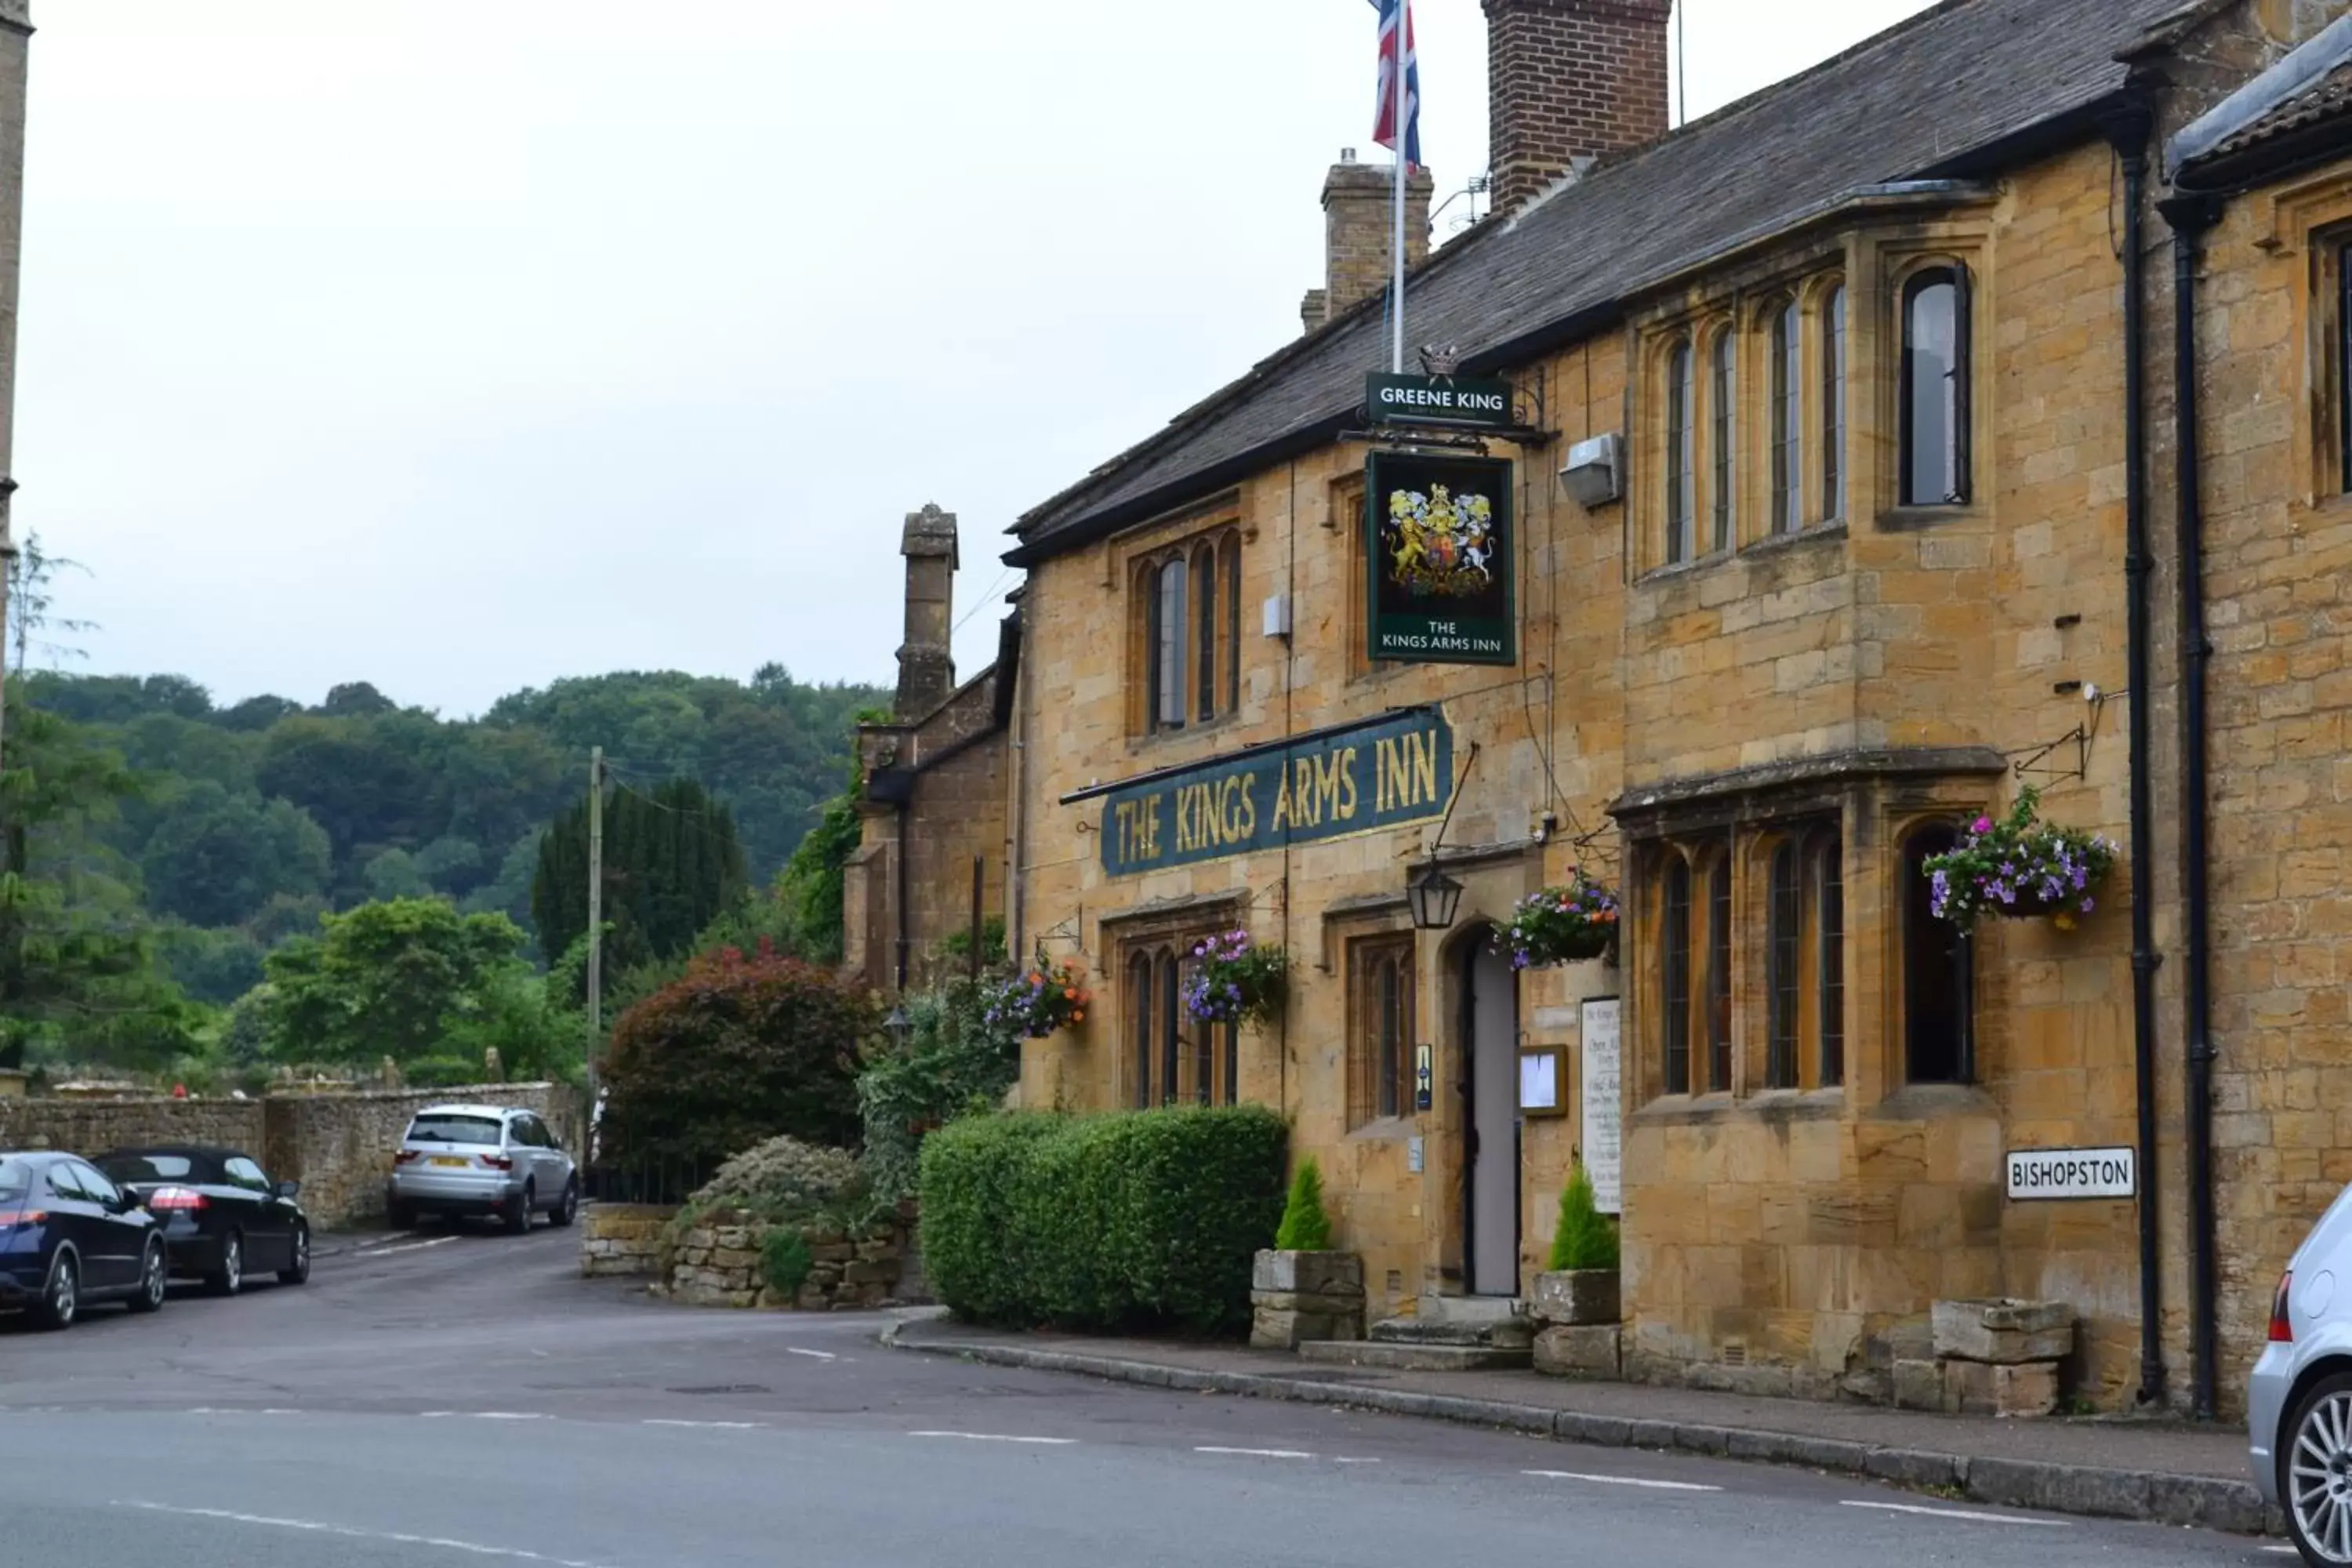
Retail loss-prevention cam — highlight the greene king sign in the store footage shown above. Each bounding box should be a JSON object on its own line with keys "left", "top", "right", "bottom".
{"left": 1365, "top": 372, "right": 1516, "bottom": 431}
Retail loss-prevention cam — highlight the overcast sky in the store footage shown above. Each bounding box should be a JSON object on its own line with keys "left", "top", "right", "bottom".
{"left": 20, "top": 1, "right": 1936, "bottom": 716}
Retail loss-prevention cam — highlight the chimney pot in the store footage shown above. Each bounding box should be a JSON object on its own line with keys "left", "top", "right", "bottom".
{"left": 1306, "top": 156, "right": 1434, "bottom": 333}
{"left": 895, "top": 503, "right": 959, "bottom": 718}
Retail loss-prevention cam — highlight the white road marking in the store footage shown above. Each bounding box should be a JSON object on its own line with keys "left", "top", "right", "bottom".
{"left": 2261, "top": 1548, "right": 2299, "bottom": 1555}
{"left": 909, "top": 1431, "right": 1076, "bottom": 1445}
{"left": 361, "top": 1235, "right": 459, "bottom": 1258}
{"left": 785, "top": 1348, "right": 837, "bottom": 1360}
{"left": 1333, "top": 1457, "right": 1382, "bottom": 1465}
{"left": 1196, "top": 1446, "right": 1315, "bottom": 1459}
{"left": 644, "top": 1419, "right": 766, "bottom": 1430}
{"left": 1525, "top": 1469, "right": 1723, "bottom": 1492}
{"left": 114, "top": 1501, "right": 612, "bottom": 1567}
{"left": 468, "top": 1412, "right": 547, "bottom": 1421}
{"left": 1839, "top": 1500, "right": 2068, "bottom": 1527}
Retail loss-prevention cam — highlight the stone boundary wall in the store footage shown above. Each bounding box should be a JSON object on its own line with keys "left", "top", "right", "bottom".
{"left": 658, "top": 1211, "right": 907, "bottom": 1310}
{"left": 581, "top": 1203, "right": 676, "bottom": 1277}
{"left": 0, "top": 1082, "right": 585, "bottom": 1230}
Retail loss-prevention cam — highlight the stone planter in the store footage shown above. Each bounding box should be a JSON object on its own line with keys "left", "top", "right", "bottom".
{"left": 1531, "top": 1269, "right": 1621, "bottom": 1328}
{"left": 1250, "top": 1249, "right": 1365, "bottom": 1349}
{"left": 0, "top": 1069, "right": 24, "bottom": 1099}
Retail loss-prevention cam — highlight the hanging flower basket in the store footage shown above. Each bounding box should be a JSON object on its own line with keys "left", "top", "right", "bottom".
{"left": 1922, "top": 786, "right": 2118, "bottom": 934}
{"left": 1182, "top": 931, "right": 1288, "bottom": 1029}
{"left": 1497, "top": 875, "right": 1621, "bottom": 969}
{"left": 980, "top": 962, "right": 1091, "bottom": 1040}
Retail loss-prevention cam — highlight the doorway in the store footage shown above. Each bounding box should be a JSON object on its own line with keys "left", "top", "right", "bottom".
{"left": 1460, "top": 930, "right": 1521, "bottom": 1298}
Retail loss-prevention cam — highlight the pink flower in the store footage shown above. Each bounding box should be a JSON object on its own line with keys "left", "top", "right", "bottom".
{"left": 1973, "top": 816, "right": 1994, "bottom": 834}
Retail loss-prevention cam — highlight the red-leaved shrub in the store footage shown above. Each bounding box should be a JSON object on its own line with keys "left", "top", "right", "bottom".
{"left": 599, "top": 941, "right": 874, "bottom": 1167}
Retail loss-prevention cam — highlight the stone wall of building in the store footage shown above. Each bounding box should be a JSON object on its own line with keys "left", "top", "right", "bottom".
{"left": 2150, "top": 131, "right": 2352, "bottom": 1404}
{"left": 1009, "top": 124, "right": 2173, "bottom": 1403}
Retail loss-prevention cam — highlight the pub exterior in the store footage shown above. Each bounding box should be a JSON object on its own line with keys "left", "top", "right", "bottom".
{"left": 861, "top": 0, "right": 2352, "bottom": 1416}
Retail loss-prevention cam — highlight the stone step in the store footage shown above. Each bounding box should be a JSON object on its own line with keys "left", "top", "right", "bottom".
{"left": 1298, "top": 1339, "right": 1534, "bottom": 1373}
{"left": 1412, "top": 1293, "right": 1531, "bottom": 1328}
{"left": 1368, "top": 1316, "right": 1535, "bottom": 1349}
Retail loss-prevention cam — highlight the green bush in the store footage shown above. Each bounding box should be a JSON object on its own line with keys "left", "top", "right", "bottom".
{"left": 760, "top": 1229, "right": 814, "bottom": 1298}
{"left": 1547, "top": 1161, "right": 1619, "bottom": 1272}
{"left": 1272, "top": 1156, "right": 1333, "bottom": 1250}
{"left": 920, "top": 1105, "right": 1287, "bottom": 1335}
{"left": 857, "top": 978, "right": 1022, "bottom": 1200}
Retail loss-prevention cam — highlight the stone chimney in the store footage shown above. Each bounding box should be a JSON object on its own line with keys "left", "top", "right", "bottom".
{"left": 895, "top": 503, "right": 958, "bottom": 719}
{"left": 1301, "top": 148, "right": 1434, "bottom": 334}
{"left": 1483, "top": 0, "right": 1673, "bottom": 215}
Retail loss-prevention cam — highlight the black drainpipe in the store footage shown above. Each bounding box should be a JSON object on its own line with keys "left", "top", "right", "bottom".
{"left": 2161, "top": 191, "right": 2223, "bottom": 1420}
{"left": 2108, "top": 107, "right": 2165, "bottom": 1410}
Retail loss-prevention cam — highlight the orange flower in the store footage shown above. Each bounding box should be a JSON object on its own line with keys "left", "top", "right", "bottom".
{"left": 1064, "top": 987, "right": 1078, "bottom": 1000}
{"left": 1071, "top": 1011, "right": 1085, "bottom": 1024}
{"left": 1028, "top": 971, "right": 1044, "bottom": 985}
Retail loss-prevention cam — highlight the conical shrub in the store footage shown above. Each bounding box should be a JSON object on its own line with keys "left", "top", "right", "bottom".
{"left": 1546, "top": 1161, "right": 1619, "bottom": 1272}
{"left": 1272, "top": 1156, "right": 1333, "bottom": 1251}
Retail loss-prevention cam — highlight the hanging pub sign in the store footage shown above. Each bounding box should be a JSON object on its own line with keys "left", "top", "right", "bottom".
{"left": 1365, "top": 372, "right": 1518, "bottom": 433}
{"left": 1364, "top": 450, "right": 1518, "bottom": 667}
{"left": 1098, "top": 709, "right": 1455, "bottom": 878}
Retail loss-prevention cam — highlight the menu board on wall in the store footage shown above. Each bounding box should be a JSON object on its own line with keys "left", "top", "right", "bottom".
{"left": 1580, "top": 997, "right": 1623, "bottom": 1216}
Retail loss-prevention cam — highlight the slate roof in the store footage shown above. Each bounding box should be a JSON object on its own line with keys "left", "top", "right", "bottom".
{"left": 1007, "top": 0, "right": 2186, "bottom": 567}
{"left": 2209, "top": 58, "right": 2352, "bottom": 156}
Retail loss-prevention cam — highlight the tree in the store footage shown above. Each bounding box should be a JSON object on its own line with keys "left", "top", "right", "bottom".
{"left": 158, "top": 922, "right": 267, "bottom": 1006}
{"left": 598, "top": 942, "right": 874, "bottom": 1167}
{"left": 261, "top": 897, "right": 528, "bottom": 1065}
{"left": 138, "top": 782, "right": 331, "bottom": 927}
{"left": 0, "top": 709, "right": 199, "bottom": 1070}
{"left": 531, "top": 777, "right": 746, "bottom": 983}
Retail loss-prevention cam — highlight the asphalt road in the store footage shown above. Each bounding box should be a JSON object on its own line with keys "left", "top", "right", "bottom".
{"left": 0, "top": 1217, "right": 2294, "bottom": 1567}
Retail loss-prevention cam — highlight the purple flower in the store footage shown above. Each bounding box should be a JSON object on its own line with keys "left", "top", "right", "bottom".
{"left": 2080, "top": 897, "right": 2096, "bottom": 913}
{"left": 1973, "top": 816, "right": 1994, "bottom": 834}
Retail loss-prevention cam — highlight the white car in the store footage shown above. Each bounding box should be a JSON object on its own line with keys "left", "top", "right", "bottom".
{"left": 385, "top": 1104, "right": 578, "bottom": 1234}
{"left": 2250, "top": 1181, "right": 2352, "bottom": 1565}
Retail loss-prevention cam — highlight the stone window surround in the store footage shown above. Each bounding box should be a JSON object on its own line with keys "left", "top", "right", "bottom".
{"left": 1610, "top": 747, "right": 2007, "bottom": 1119}
{"left": 1110, "top": 496, "right": 1248, "bottom": 747}
{"left": 1624, "top": 212, "right": 2000, "bottom": 583}
{"left": 1345, "top": 928, "right": 1420, "bottom": 1128}
{"left": 1102, "top": 896, "right": 1247, "bottom": 1109}
{"left": 1631, "top": 258, "right": 1856, "bottom": 581}
{"left": 2240, "top": 172, "right": 2352, "bottom": 503}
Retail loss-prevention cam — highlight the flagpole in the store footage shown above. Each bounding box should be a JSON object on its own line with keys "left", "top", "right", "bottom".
{"left": 1389, "top": 1, "right": 1408, "bottom": 374}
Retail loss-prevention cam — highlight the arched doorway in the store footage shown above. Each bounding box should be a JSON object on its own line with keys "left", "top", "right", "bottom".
{"left": 1456, "top": 924, "right": 1521, "bottom": 1298}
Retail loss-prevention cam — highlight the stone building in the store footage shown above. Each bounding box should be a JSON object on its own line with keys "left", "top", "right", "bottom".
{"left": 840, "top": 505, "right": 1017, "bottom": 995}
{"left": 880, "top": 0, "right": 2352, "bottom": 1416}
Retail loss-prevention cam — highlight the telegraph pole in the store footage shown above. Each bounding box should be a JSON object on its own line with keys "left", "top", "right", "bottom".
{"left": 585, "top": 747, "right": 605, "bottom": 1110}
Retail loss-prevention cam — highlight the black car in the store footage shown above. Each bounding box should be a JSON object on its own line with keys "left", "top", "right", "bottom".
{"left": 0, "top": 1150, "right": 169, "bottom": 1329}
{"left": 94, "top": 1145, "right": 310, "bottom": 1295}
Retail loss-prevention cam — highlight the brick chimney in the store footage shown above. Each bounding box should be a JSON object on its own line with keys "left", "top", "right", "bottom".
{"left": 1301, "top": 148, "right": 1434, "bottom": 335}
{"left": 1483, "top": 0, "right": 1673, "bottom": 215}
{"left": 895, "top": 503, "right": 958, "bottom": 719}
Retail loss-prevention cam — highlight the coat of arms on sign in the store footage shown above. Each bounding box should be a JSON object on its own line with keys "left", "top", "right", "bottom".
{"left": 1385, "top": 481, "right": 1497, "bottom": 599}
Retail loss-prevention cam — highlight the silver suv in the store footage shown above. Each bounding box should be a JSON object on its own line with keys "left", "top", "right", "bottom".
{"left": 385, "top": 1104, "right": 578, "bottom": 1234}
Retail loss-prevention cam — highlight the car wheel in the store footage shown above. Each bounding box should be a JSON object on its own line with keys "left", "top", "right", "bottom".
{"left": 208, "top": 1231, "right": 244, "bottom": 1297}
{"left": 127, "top": 1240, "right": 167, "bottom": 1314}
{"left": 505, "top": 1184, "right": 534, "bottom": 1234}
{"left": 33, "top": 1253, "right": 76, "bottom": 1330}
{"left": 2285, "top": 1370, "right": 2352, "bottom": 1565}
{"left": 549, "top": 1179, "right": 579, "bottom": 1229}
{"left": 279, "top": 1224, "right": 311, "bottom": 1287}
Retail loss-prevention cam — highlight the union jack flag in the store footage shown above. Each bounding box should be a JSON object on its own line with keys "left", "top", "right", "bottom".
{"left": 1371, "top": 0, "right": 1421, "bottom": 170}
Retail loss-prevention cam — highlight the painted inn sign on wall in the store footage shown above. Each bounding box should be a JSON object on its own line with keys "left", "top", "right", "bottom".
{"left": 1098, "top": 710, "right": 1456, "bottom": 877}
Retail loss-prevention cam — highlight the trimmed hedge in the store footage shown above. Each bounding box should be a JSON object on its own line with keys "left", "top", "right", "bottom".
{"left": 920, "top": 1105, "right": 1288, "bottom": 1334}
